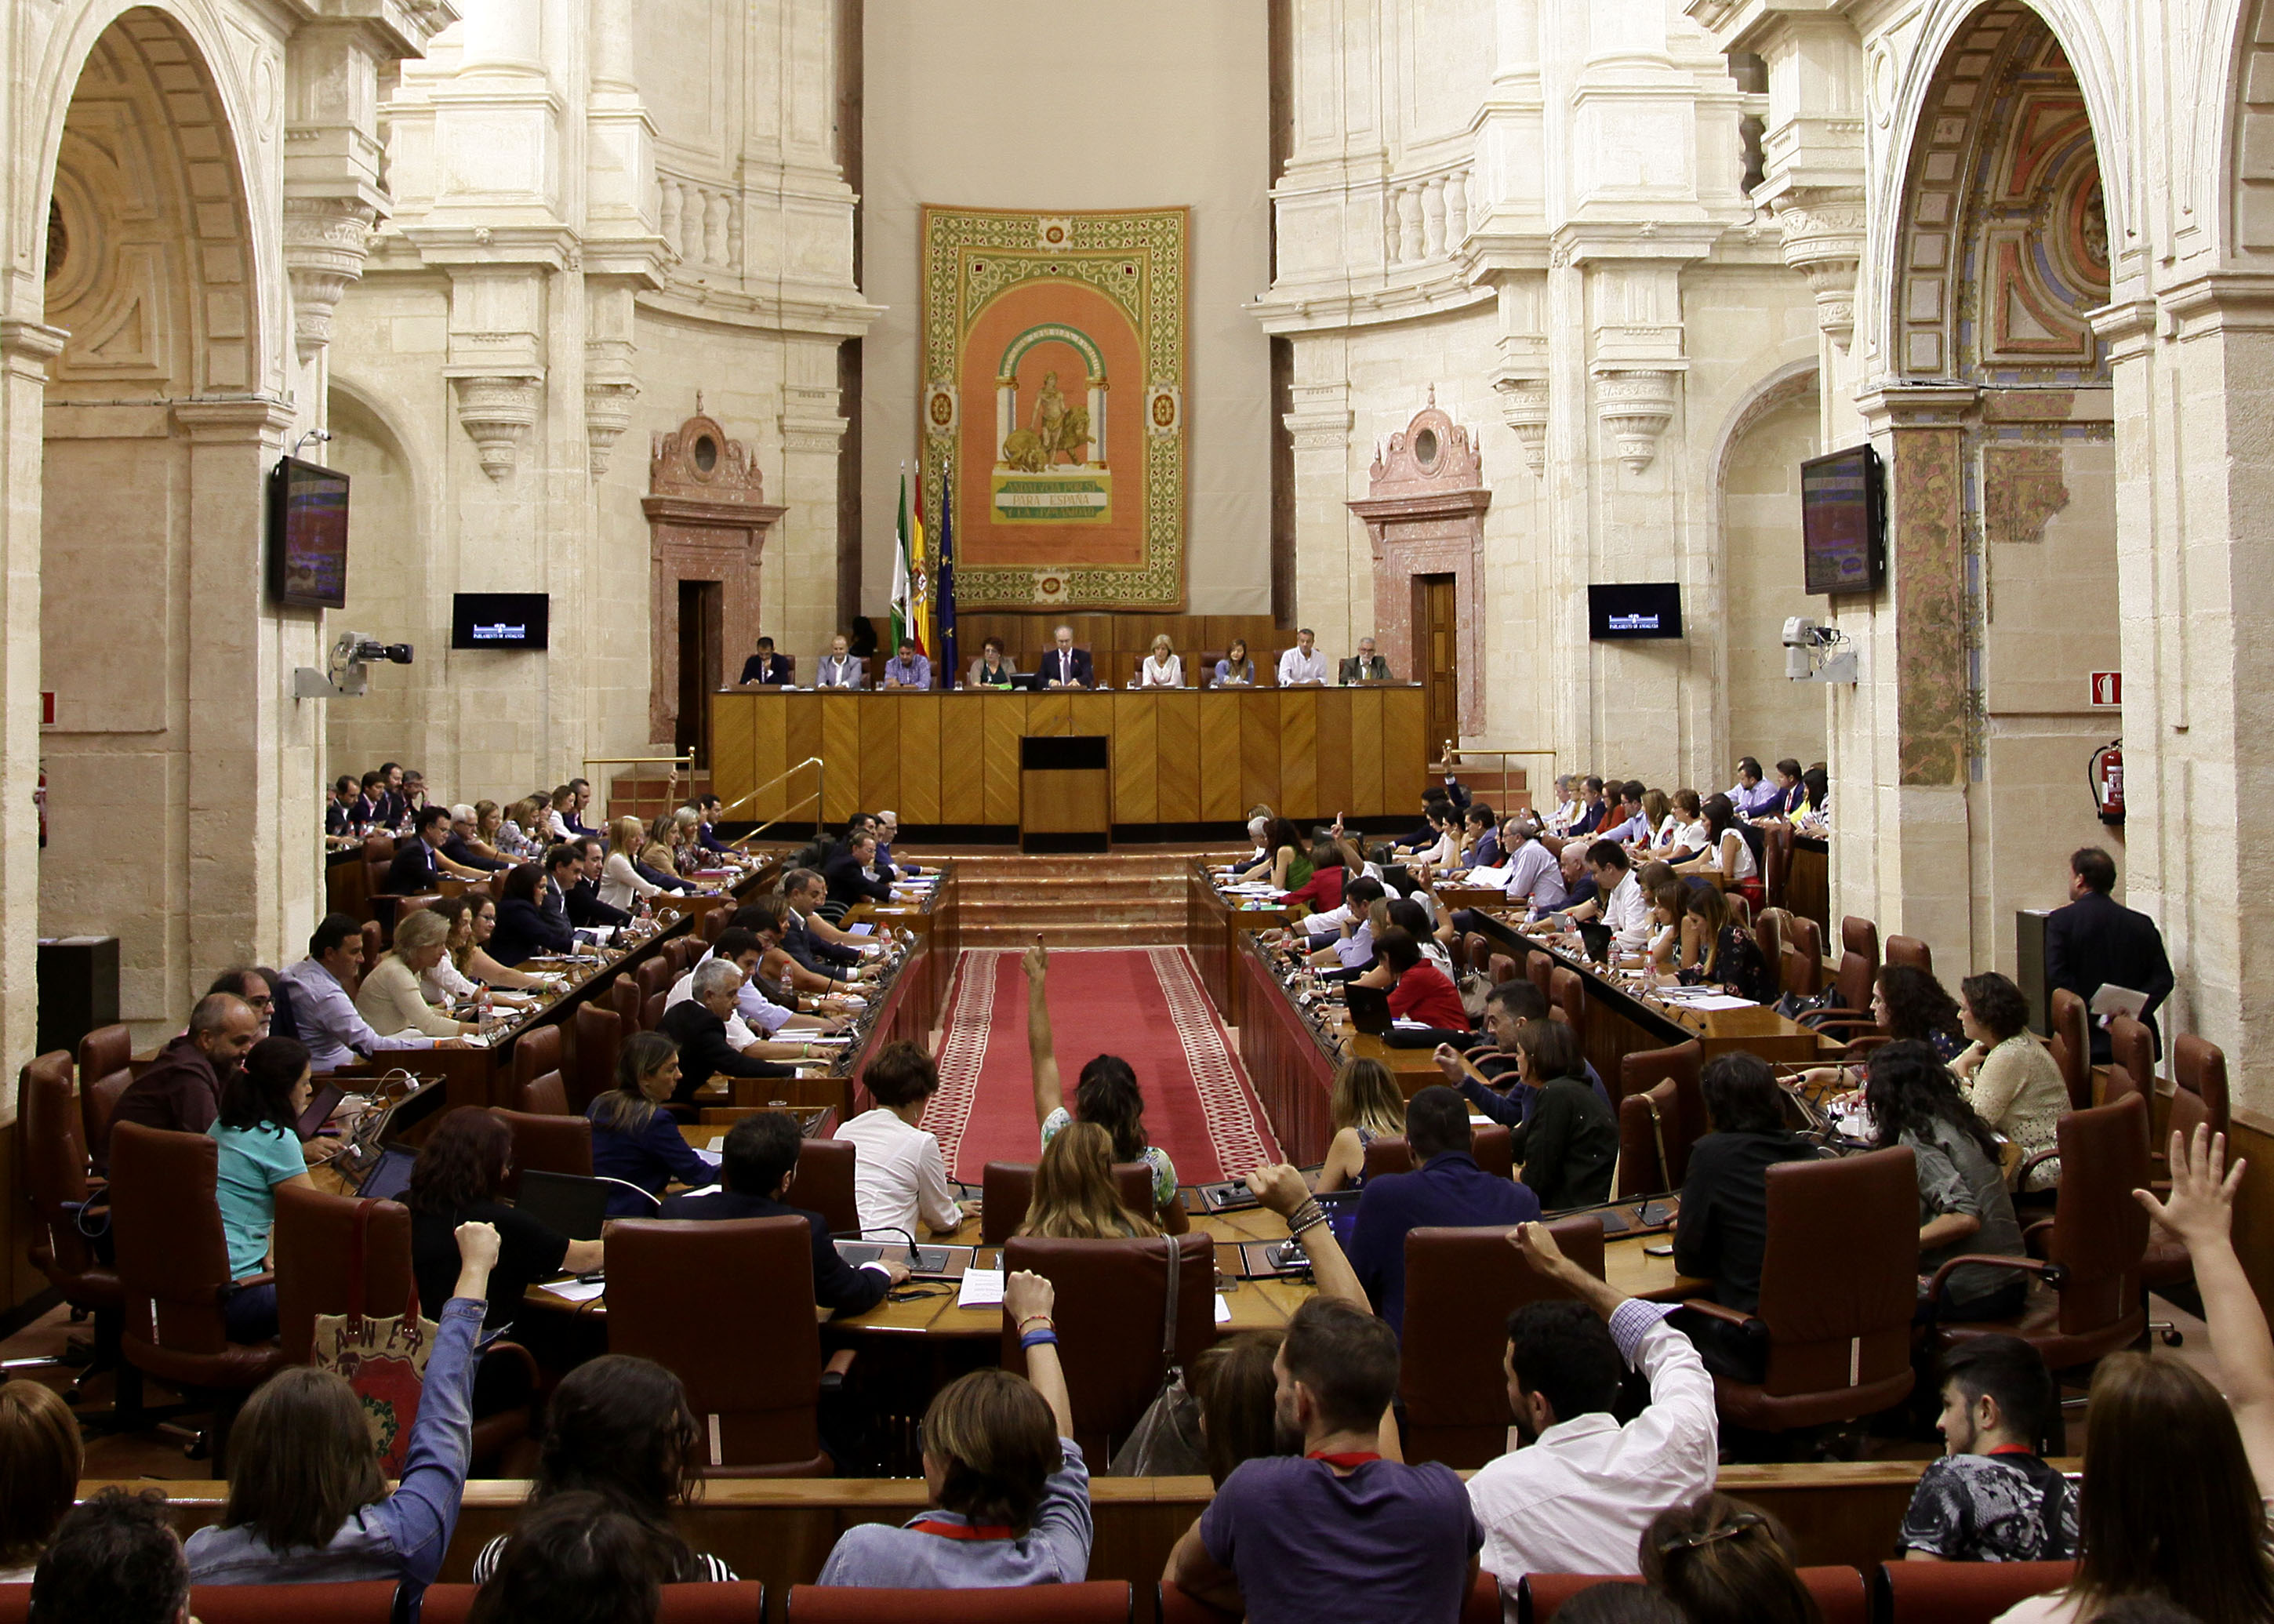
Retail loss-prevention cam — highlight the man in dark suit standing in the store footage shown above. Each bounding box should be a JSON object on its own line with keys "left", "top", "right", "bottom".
{"left": 739, "top": 637, "right": 794, "bottom": 686}
{"left": 659, "top": 1111, "right": 906, "bottom": 1307}
{"left": 1042, "top": 623, "right": 1092, "bottom": 689}
{"left": 2045, "top": 845, "right": 2174, "bottom": 1063}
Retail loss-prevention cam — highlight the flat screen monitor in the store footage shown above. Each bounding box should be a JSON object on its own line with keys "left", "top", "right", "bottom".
{"left": 267, "top": 456, "right": 350, "bottom": 609}
{"left": 1587, "top": 583, "right": 1683, "bottom": 641}
{"left": 1800, "top": 444, "right": 1885, "bottom": 595}
{"left": 451, "top": 592, "right": 550, "bottom": 651}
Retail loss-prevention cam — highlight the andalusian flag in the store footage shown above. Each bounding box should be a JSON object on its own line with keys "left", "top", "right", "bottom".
{"left": 910, "top": 477, "right": 932, "bottom": 657}
{"left": 890, "top": 470, "right": 913, "bottom": 652}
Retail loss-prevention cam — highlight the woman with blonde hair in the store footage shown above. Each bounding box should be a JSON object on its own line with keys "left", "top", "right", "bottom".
{"left": 420, "top": 896, "right": 541, "bottom": 1009}
{"left": 599, "top": 816, "right": 665, "bottom": 913}
{"left": 1138, "top": 633, "right": 1183, "bottom": 688}
{"left": 1017, "top": 1120, "right": 1158, "bottom": 1241}
{"left": 1314, "top": 1058, "right": 1407, "bottom": 1193}
{"left": 355, "top": 907, "right": 478, "bottom": 1040}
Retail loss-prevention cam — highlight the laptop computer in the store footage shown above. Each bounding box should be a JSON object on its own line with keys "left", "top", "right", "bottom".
{"left": 296, "top": 1082, "right": 346, "bottom": 1141}
{"left": 515, "top": 1169, "right": 614, "bottom": 1242}
{"left": 354, "top": 1144, "right": 418, "bottom": 1202}
{"left": 1577, "top": 921, "right": 1615, "bottom": 964}
{"left": 1344, "top": 983, "right": 1393, "bottom": 1035}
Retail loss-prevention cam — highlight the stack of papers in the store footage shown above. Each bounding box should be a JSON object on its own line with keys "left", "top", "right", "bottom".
{"left": 957, "top": 1268, "right": 1005, "bottom": 1309}
{"left": 548, "top": 1278, "right": 607, "bottom": 1303}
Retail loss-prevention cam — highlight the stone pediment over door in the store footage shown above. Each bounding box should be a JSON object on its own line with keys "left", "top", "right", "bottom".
{"left": 1346, "top": 393, "right": 1489, "bottom": 735}
{"left": 643, "top": 404, "right": 786, "bottom": 751}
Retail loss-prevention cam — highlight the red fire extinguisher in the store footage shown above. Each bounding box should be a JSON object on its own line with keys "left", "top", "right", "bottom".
{"left": 2090, "top": 737, "right": 2123, "bottom": 827}
{"left": 35, "top": 761, "right": 46, "bottom": 849}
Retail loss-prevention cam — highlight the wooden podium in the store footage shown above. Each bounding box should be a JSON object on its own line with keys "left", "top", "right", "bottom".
{"left": 1020, "top": 735, "right": 1110, "bottom": 853}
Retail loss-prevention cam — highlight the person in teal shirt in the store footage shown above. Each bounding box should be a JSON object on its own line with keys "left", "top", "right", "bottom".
{"left": 208, "top": 1036, "right": 316, "bottom": 1342}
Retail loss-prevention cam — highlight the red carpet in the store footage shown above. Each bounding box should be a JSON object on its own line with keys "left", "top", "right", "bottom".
{"left": 924, "top": 948, "right": 1281, "bottom": 1184}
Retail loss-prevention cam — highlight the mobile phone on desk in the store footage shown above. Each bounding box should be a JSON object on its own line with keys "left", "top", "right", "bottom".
{"left": 1643, "top": 1241, "right": 1676, "bottom": 1258}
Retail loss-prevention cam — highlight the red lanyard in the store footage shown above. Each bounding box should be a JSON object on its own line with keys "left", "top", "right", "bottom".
{"left": 1986, "top": 1444, "right": 2036, "bottom": 1458}
{"left": 910, "top": 1519, "right": 1015, "bottom": 1541}
{"left": 1307, "top": 1451, "right": 1382, "bottom": 1469}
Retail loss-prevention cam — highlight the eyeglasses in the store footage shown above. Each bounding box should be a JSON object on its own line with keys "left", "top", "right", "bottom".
{"left": 244, "top": 995, "right": 275, "bottom": 1009}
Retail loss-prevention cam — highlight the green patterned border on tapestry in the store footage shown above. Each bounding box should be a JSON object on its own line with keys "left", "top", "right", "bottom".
{"left": 919, "top": 205, "right": 1188, "bottom": 611}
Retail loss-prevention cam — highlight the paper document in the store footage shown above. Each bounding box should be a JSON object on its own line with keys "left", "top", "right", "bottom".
{"left": 957, "top": 1268, "right": 1006, "bottom": 1310}
{"left": 548, "top": 1278, "right": 606, "bottom": 1303}
{"left": 848, "top": 923, "right": 875, "bottom": 936}
{"left": 692, "top": 1146, "right": 722, "bottom": 1167}
{"left": 1671, "top": 994, "right": 1757, "bottom": 1012}
{"left": 1214, "top": 1295, "right": 1232, "bottom": 1325}
{"left": 2089, "top": 983, "right": 2149, "bottom": 1022}
{"left": 1392, "top": 1018, "right": 1433, "bottom": 1031}
{"left": 707, "top": 1136, "right": 728, "bottom": 1153}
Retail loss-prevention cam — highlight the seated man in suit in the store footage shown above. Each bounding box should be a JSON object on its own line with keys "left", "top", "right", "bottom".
{"left": 880, "top": 638, "right": 932, "bottom": 690}
{"left": 387, "top": 805, "right": 485, "bottom": 893}
{"left": 660, "top": 1110, "right": 908, "bottom": 1309}
{"left": 568, "top": 835, "right": 634, "bottom": 930}
{"left": 351, "top": 768, "right": 389, "bottom": 828}
{"left": 107, "top": 992, "right": 262, "bottom": 1156}
{"left": 441, "top": 804, "right": 508, "bottom": 871}
{"left": 1041, "top": 623, "right": 1092, "bottom": 689}
{"left": 823, "top": 832, "right": 895, "bottom": 913}
{"left": 656, "top": 958, "right": 801, "bottom": 1103}
{"left": 771, "top": 872, "right": 877, "bottom": 977}
{"left": 740, "top": 635, "right": 794, "bottom": 685}
{"left": 815, "top": 633, "right": 865, "bottom": 689}
{"left": 688, "top": 793, "right": 735, "bottom": 855}
{"left": 325, "top": 776, "right": 359, "bottom": 837}
{"left": 2046, "top": 845, "right": 2175, "bottom": 1063}
{"left": 1339, "top": 636, "right": 1392, "bottom": 685}
{"left": 1347, "top": 1086, "right": 1539, "bottom": 1337}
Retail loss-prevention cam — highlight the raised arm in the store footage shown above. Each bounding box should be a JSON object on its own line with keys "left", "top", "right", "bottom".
{"left": 2137, "top": 1127, "right": 2274, "bottom": 1494}
{"left": 1024, "top": 939, "right": 1064, "bottom": 1124}
{"left": 1247, "top": 1163, "right": 1364, "bottom": 1308}
{"left": 1005, "top": 1269, "right": 1073, "bottom": 1438}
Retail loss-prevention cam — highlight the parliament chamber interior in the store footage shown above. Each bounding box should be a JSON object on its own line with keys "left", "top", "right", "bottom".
{"left": 2, "top": 2, "right": 2269, "bottom": 1622}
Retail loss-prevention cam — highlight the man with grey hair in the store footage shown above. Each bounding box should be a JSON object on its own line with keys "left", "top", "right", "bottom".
{"left": 1277, "top": 627, "right": 1329, "bottom": 686}
{"left": 1043, "top": 624, "right": 1092, "bottom": 689}
{"left": 1339, "top": 636, "right": 1391, "bottom": 685}
{"left": 104, "top": 992, "right": 261, "bottom": 1163}
{"left": 874, "top": 808, "right": 923, "bottom": 877}
{"left": 656, "top": 956, "right": 800, "bottom": 1103}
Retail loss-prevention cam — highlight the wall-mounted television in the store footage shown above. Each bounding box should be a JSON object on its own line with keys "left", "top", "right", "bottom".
{"left": 268, "top": 456, "right": 350, "bottom": 610}
{"left": 1587, "top": 583, "right": 1684, "bottom": 641}
{"left": 452, "top": 593, "right": 550, "bottom": 651}
{"left": 1800, "top": 443, "right": 1886, "bottom": 595}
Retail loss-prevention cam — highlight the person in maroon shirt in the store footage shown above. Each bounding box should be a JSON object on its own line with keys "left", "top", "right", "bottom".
{"left": 103, "top": 993, "right": 261, "bottom": 1167}
{"left": 1375, "top": 928, "right": 1471, "bottom": 1037}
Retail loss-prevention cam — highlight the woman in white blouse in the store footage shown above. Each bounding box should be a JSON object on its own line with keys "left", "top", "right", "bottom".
{"left": 1137, "top": 634, "right": 1183, "bottom": 688}
{"left": 1669, "top": 791, "right": 1760, "bottom": 906}
{"left": 354, "top": 908, "right": 478, "bottom": 1040}
{"left": 600, "top": 816, "right": 666, "bottom": 912}
{"left": 1656, "top": 788, "right": 1709, "bottom": 856}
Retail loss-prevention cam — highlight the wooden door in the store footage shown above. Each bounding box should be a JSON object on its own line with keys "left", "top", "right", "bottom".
{"left": 677, "top": 579, "right": 723, "bottom": 766}
{"left": 1413, "top": 573, "right": 1459, "bottom": 754}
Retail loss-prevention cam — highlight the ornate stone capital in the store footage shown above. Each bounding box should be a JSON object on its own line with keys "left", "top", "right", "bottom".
{"left": 1592, "top": 368, "right": 1680, "bottom": 473}
{"left": 283, "top": 197, "right": 379, "bottom": 363}
{"left": 1490, "top": 371, "right": 1549, "bottom": 477}
{"left": 583, "top": 336, "right": 640, "bottom": 477}
{"left": 1771, "top": 188, "right": 1865, "bottom": 350}
{"left": 451, "top": 373, "right": 542, "bottom": 480}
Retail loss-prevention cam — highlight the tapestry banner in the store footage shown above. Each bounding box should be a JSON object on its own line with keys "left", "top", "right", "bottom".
{"left": 919, "top": 205, "right": 1187, "bottom": 610}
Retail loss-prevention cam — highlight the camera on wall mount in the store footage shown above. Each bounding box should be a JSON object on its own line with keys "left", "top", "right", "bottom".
{"left": 1782, "top": 617, "right": 1857, "bottom": 685}
{"left": 292, "top": 631, "right": 415, "bottom": 700}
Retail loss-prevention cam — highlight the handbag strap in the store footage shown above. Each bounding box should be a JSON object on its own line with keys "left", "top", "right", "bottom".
{"left": 1158, "top": 1235, "right": 1182, "bottom": 1382}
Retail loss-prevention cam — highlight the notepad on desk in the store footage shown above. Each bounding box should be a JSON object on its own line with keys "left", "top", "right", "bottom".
{"left": 547, "top": 1277, "right": 607, "bottom": 1303}
{"left": 1214, "top": 1295, "right": 1231, "bottom": 1325}
{"left": 848, "top": 923, "right": 874, "bottom": 936}
{"left": 957, "top": 1268, "right": 1005, "bottom": 1310}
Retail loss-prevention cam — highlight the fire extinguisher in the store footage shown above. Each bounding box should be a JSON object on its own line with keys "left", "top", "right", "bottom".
{"left": 2090, "top": 737, "right": 2124, "bottom": 827}
{"left": 35, "top": 761, "right": 46, "bottom": 849}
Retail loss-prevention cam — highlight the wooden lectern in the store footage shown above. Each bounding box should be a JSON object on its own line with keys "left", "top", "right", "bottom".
{"left": 1020, "top": 735, "right": 1110, "bottom": 854}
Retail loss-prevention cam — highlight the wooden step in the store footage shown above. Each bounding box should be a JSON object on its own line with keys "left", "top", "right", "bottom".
{"left": 954, "top": 897, "right": 1183, "bottom": 927}
{"left": 960, "top": 921, "right": 1180, "bottom": 949}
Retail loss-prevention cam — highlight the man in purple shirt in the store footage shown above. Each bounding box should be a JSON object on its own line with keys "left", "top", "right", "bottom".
{"left": 1727, "top": 757, "right": 1781, "bottom": 818}
{"left": 1347, "top": 1087, "right": 1540, "bottom": 1337}
{"left": 881, "top": 639, "right": 932, "bottom": 690}
{"left": 1164, "top": 1296, "right": 1481, "bottom": 1622}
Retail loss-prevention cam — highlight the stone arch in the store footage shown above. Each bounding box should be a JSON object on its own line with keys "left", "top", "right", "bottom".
{"left": 2223, "top": 0, "right": 2274, "bottom": 257}
{"left": 323, "top": 379, "right": 431, "bottom": 783}
{"left": 1886, "top": 2, "right": 2112, "bottom": 383}
{"left": 34, "top": 4, "right": 272, "bottom": 392}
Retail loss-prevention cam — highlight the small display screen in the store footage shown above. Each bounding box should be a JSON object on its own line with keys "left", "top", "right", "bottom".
{"left": 1587, "top": 583, "right": 1684, "bottom": 641}
{"left": 269, "top": 457, "right": 350, "bottom": 609}
{"left": 451, "top": 592, "right": 550, "bottom": 651}
{"left": 1801, "top": 445, "right": 1884, "bottom": 594}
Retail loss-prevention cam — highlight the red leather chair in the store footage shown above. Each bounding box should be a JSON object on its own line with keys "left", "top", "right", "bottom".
{"left": 796, "top": 1137, "right": 860, "bottom": 1237}
{"left": 980, "top": 1161, "right": 1154, "bottom": 1245}
{"left": 1760, "top": 820, "right": 1793, "bottom": 911}
{"left": 20, "top": 1050, "right": 122, "bottom": 1399}
{"left": 272, "top": 1184, "right": 536, "bottom": 1468}
{"left": 1360, "top": 1124, "right": 1515, "bottom": 1183}
{"left": 1166, "top": 1574, "right": 1499, "bottom": 1624}
{"left": 1525, "top": 951, "right": 1553, "bottom": 1005}
{"left": 787, "top": 1584, "right": 1129, "bottom": 1622}
{"left": 1779, "top": 915, "right": 1824, "bottom": 999}
{"left": 520, "top": 1071, "right": 570, "bottom": 1115}
{"left": 1517, "top": 1567, "right": 1867, "bottom": 1624}
{"left": 107, "top": 1121, "right": 292, "bottom": 1466}
{"left": 1883, "top": 933, "right": 1932, "bottom": 975}
{"left": 701, "top": 906, "right": 729, "bottom": 943}
{"left": 1001, "top": 1233, "right": 1215, "bottom": 1462}
{"left": 2047, "top": 989, "right": 2094, "bottom": 1111}
{"left": 1932, "top": 1095, "right": 2151, "bottom": 1375}
{"left": 607, "top": 973, "right": 645, "bottom": 1034}
{"left": 1488, "top": 951, "right": 1519, "bottom": 986}
{"left": 1397, "top": 1216, "right": 1607, "bottom": 1466}
{"left": 1548, "top": 966, "right": 1587, "bottom": 1039}
{"left": 489, "top": 1105, "right": 594, "bottom": 1188}
{"left": 572, "top": 1001, "right": 624, "bottom": 1114}
{"left": 422, "top": 1583, "right": 768, "bottom": 1622}
{"left": 1615, "top": 1077, "right": 1702, "bottom": 1198}
{"left": 1874, "top": 1560, "right": 2076, "bottom": 1624}
{"left": 1617, "top": 1037, "right": 1701, "bottom": 1106}
{"left": 512, "top": 1023, "right": 564, "bottom": 1101}
{"left": 645, "top": 990, "right": 669, "bottom": 1033}
{"left": 605, "top": 1216, "right": 833, "bottom": 1474}
{"left": 187, "top": 1583, "right": 401, "bottom": 1622}
{"left": 2172, "top": 1034, "right": 2230, "bottom": 1139}
{"left": 1837, "top": 916, "right": 1880, "bottom": 1005}
{"left": 77, "top": 1023, "right": 134, "bottom": 1173}
{"left": 635, "top": 955, "right": 675, "bottom": 1009}
{"left": 1686, "top": 1147, "right": 1917, "bottom": 1432}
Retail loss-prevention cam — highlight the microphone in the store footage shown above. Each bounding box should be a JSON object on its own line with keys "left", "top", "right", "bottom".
{"left": 864, "top": 1223, "right": 924, "bottom": 1265}
{"left": 592, "top": 1176, "right": 664, "bottom": 1210}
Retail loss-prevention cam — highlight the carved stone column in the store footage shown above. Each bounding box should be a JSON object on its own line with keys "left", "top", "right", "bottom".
{"left": 1773, "top": 188, "right": 1866, "bottom": 351}
{"left": 283, "top": 198, "right": 378, "bottom": 364}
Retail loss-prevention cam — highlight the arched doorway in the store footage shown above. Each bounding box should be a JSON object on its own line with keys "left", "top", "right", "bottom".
{"left": 1865, "top": 0, "right": 2119, "bottom": 975}
{"left": 35, "top": 6, "right": 299, "bottom": 1042}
